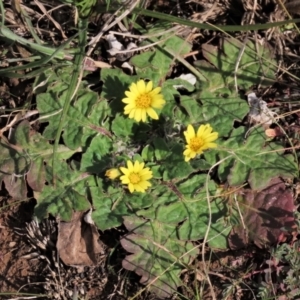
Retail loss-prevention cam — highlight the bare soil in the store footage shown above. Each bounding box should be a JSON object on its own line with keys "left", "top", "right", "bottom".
{"left": 0, "top": 196, "right": 45, "bottom": 298}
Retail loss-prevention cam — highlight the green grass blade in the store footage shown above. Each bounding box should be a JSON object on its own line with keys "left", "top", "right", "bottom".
{"left": 132, "top": 7, "right": 300, "bottom": 31}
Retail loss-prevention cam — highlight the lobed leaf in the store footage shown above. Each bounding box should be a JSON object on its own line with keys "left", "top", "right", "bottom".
{"left": 196, "top": 37, "right": 276, "bottom": 91}
{"left": 228, "top": 178, "right": 295, "bottom": 249}
{"left": 121, "top": 215, "right": 197, "bottom": 299}
{"left": 217, "top": 127, "right": 298, "bottom": 190}
{"left": 34, "top": 162, "right": 90, "bottom": 221}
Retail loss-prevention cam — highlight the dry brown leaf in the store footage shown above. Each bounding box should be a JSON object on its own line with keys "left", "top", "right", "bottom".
{"left": 57, "top": 211, "right": 103, "bottom": 267}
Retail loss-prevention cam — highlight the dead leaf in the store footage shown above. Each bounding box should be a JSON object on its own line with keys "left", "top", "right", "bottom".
{"left": 57, "top": 211, "right": 103, "bottom": 267}
{"left": 229, "top": 177, "right": 295, "bottom": 249}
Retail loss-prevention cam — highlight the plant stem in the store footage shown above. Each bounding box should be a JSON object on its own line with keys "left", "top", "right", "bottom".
{"left": 52, "top": 18, "right": 87, "bottom": 185}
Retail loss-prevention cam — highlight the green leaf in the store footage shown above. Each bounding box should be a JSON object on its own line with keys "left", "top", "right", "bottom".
{"left": 136, "top": 175, "right": 229, "bottom": 249}
{"left": 121, "top": 216, "right": 197, "bottom": 299}
{"left": 34, "top": 162, "right": 90, "bottom": 220}
{"left": 101, "top": 68, "right": 136, "bottom": 113}
{"left": 161, "top": 144, "right": 194, "bottom": 180}
{"left": 37, "top": 80, "right": 108, "bottom": 149}
{"left": 36, "top": 91, "right": 64, "bottom": 139}
{"left": 153, "top": 137, "right": 169, "bottom": 160}
{"left": 178, "top": 198, "right": 231, "bottom": 249}
{"left": 178, "top": 96, "right": 202, "bottom": 124}
{"left": 218, "top": 127, "right": 298, "bottom": 190}
{"left": 80, "top": 135, "right": 112, "bottom": 173}
{"left": 123, "top": 192, "right": 155, "bottom": 210}
{"left": 131, "top": 34, "right": 191, "bottom": 84}
{"left": 196, "top": 38, "right": 276, "bottom": 90}
{"left": 141, "top": 144, "right": 155, "bottom": 161}
{"left": 91, "top": 186, "right": 130, "bottom": 230}
{"left": 63, "top": 89, "right": 99, "bottom": 149}
{"left": 11, "top": 121, "right": 78, "bottom": 162}
{"left": 111, "top": 114, "right": 135, "bottom": 138}
{"left": 182, "top": 92, "right": 249, "bottom": 137}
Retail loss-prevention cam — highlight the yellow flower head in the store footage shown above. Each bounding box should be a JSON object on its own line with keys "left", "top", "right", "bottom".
{"left": 105, "top": 168, "right": 121, "bottom": 180}
{"left": 122, "top": 80, "right": 166, "bottom": 122}
{"left": 120, "top": 160, "right": 153, "bottom": 193}
{"left": 183, "top": 124, "right": 218, "bottom": 162}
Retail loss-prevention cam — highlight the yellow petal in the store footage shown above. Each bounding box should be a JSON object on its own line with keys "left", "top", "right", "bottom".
{"left": 146, "top": 81, "right": 153, "bottom": 93}
{"left": 139, "top": 181, "right": 151, "bottom": 189}
{"left": 124, "top": 103, "right": 136, "bottom": 111}
{"left": 141, "top": 174, "right": 152, "bottom": 181}
{"left": 184, "top": 155, "right": 191, "bottom": 162}
{"left": 125, "top": 90, "right": 136, "bottom": 98}
{"left": 133, "top": 161, "right": 140, "bottom": 173}
{"left": 205, "top": 132, "right": 218, "bottom": 141}
{"left": 129, "top": 109, "right": 136, "bottom": 119}
{"left": 129, "top": 82, "right": 138, "bottom": 94}
{"left": 146, "top": 108, "right": 158, "bottom": 120}
{"left": 120, "top": 175, "right": 130, "bottom": 184}
{"left": 128, "top": 183, "right": 135, "bottom": 193}
{"left": 137, "top": 162, "right": 145, "bottom": 172}
{"left": 122, "top": 97, "right": 132, "bottom": 103}
{"left": 120, "top": 167, "right": 129, "bottom": 175}
{"left": 183, "top": 148, "right": 191, "bottom": 156}
{"left": 136, "top": 80, "right": 146, "bottom": 93}
{"left": 134, "top": 184, "right": 144, "bottom": 192}
{"left": 187, "top": 125, "right": 195, "bottom": 137}
{"left": 126, "top": 160, "right": 134, "bottom": 171}
{"left": 105, "top": 168, "right": 121, "bottom": 179}
{"left": 140, "top": 168, "right": 151, "bottom": 175}
{"left": 205, "top": 142, "right": 217, "bottom": 148}
{"left": 141, "top": 110, "right": 147, "bottom": 122}
{"left": 149, "top": 86, "right": 161, "bottom": 95}
{"left": 197, "top": 124, "right": 206, "bottom": 136}
{"left": 151, "top": 97, "right": 165, "bottom": 109}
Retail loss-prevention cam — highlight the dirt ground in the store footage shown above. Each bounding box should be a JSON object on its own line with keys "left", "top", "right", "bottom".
{"left": 0, "top": 196, "right": 155, "bottom": 299}
{"left": 0, "top": 196, "right": 45, "bottom": 297}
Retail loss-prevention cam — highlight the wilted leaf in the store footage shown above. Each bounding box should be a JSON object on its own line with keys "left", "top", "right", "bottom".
{"left": 0, "top": 142, "right": 29, "bottom": 199}
{"left": 27, "top": 158, "right": 45, "bottom": 192}
{"left": 228, "top": 177, "right": 295, "bottom": 249}
{"left": 0, "top": 121, "right": 79, "bottom": 199}
{"left": 57, "top": 211, "right": 104, "bottom": 266}
{"left": 3, "top": 174, "right": 27, "bottom": 200}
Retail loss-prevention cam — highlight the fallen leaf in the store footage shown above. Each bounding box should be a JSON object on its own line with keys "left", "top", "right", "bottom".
{"left": 57, "top": 211, "right": 104, "bottom": 267}
{"left": 228, "top": 177, "right": 295, "bottom": 249}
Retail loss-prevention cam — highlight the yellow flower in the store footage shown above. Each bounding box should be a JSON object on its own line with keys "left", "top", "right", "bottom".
{"left": 105, "top": 168, "right": 121, "bottom": 180}
{"left": 183, "top": 124, "right": 218, "bottom": 162}
{"left": 119, "top": 160, "right": 153, "bottom": 193}
{"left": 122, "top": 80, "right": 166, "bottom": 122}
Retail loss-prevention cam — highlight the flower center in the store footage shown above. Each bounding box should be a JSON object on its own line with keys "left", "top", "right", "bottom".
{"left": 136, "top": 94, "right": 152, "bottom": 108}
{"left": 190, "top": 137, "right": 204, "bottom": 152}
{"left": 129, "top": 173, "right": 141, "bottom": 184}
